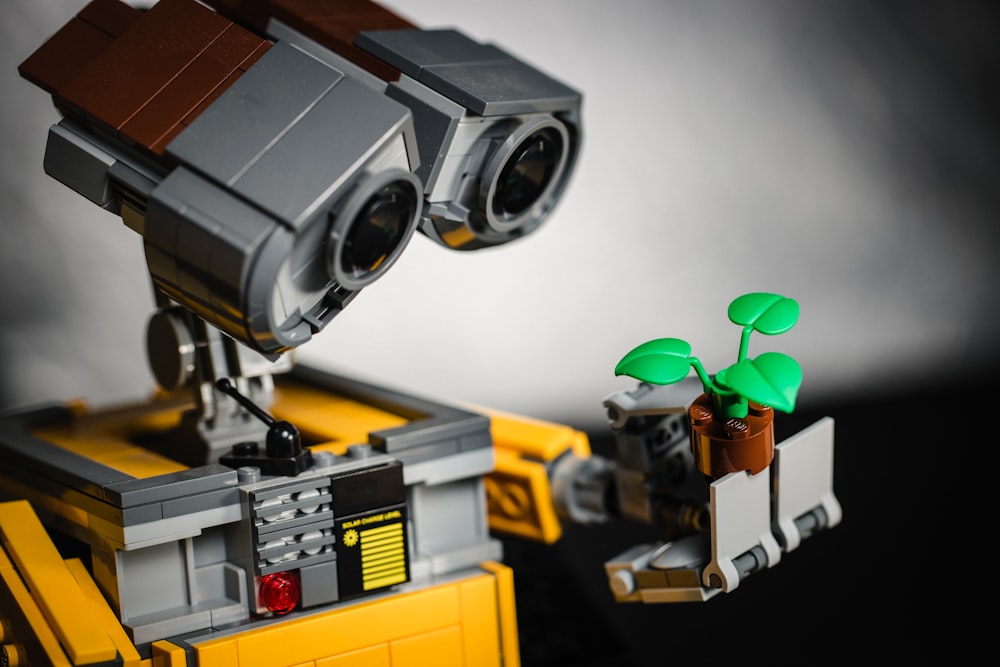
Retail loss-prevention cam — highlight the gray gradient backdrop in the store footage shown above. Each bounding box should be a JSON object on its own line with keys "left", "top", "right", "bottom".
{"left": 2, "top": 0, "right": 998, "bottom": 430}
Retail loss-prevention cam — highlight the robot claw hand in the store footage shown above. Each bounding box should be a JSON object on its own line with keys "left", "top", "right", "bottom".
{"left": 601, "top": 403, "right": 840, "bottom": 603}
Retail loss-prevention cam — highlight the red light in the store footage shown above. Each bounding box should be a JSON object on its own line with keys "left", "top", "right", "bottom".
{"left": 258, "top": 571, "right": 300, "bottom": 615}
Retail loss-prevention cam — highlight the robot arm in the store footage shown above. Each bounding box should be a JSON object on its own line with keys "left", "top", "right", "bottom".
{"left": 487, "top": 379, "right": 841, "bottom": 604}
{"left": 486, "top": 296, "right": 842, "bottom": 603}
{"left": 485, "top": 382, "right": 708, "bottom": 546}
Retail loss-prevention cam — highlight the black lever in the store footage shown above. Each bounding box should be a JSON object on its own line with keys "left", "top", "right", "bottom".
{"left": 217, "top": 378, "right": 312, "bottom": 476}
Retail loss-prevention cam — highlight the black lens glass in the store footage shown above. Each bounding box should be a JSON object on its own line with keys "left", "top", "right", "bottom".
{"left": 494, "top": 128, "right": 563, "bottom": 217}
{"left": 341, "top": 181, "right": 415, "bottom": 278}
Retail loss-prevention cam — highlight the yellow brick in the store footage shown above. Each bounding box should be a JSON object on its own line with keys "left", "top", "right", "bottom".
{"left": 458, "top": 574, "right": 500, "bottom": 667}
{"left": 195, "top": 638, "right": 239, "bottom": 666}
{"left": 0, "top": 501, "right": 117, "bottom": 664}
{"left": 315, "top": 644, "right": 390, "bottom": 667}
{"left": 272, "top": 382, "right": 408, "bottom": 455}
{"left": 486, "top": 449, "right": 561, "bottom": 543}
{"left": 198, "top": 584, "right": 460, "bottom": 667}
{"left": 479, "top": 562, "right": 520, "bottom": 667}
{"left": 65, "top": 558, "right": 141, "bottom": 667}
{"left": 151, "top": 640, "right": 189, "bottom": 667}
{"left": 1, "top": 547, "right": 73, "bottom": 667}
{"left": 390, "top": 626, "right": 463, "bottom": 667}
{"left": 34, "top": 425, "right": 185, "bottom": 480}
{"left": 485, "top": 410, "right": 591, "bottom": 461}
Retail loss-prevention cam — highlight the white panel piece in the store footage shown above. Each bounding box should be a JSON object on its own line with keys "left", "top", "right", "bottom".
{"left": 773, "top": 416, "right": 843, "bottom": 551}
{"left": 703, "top": 469, "right": 781, "bottom": 592}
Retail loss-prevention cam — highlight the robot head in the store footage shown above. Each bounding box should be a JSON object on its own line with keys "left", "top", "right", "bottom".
{"left": 25, "top": 1, "right": 582, "bottom": 360}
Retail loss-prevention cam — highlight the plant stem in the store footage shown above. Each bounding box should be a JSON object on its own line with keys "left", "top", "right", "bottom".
{"left": 710, "top": 368, "right": 749, "bottom": 418}
{"left": 737, "top": 325, "right": 753, "bottom": 363}
{"left": 689, "top": 357, "right": 713, "bottom": 394}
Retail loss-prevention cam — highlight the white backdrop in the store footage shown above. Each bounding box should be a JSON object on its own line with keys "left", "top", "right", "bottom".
{"left": 2, "top": 1, "right": 997, "bottom": 430}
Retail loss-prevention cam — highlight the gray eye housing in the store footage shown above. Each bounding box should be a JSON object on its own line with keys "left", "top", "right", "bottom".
{"left": 145, "top": 41, "right": 423, "bottom": 357}
{"left": 358, "top": 28, "right": 583, "bottom": 251}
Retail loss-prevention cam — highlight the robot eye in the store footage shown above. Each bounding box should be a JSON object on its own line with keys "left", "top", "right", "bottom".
{"left": 329, "top": 170, "right": 421, "bottom": 290}
{"left": 492, "top": 126, "right": 564, "bottom": 219}
{"left": 479, "top": 116, "right": 571, "bottom": 236}
{"left": 341, "top": 181, "right": 417, "bottom": 278}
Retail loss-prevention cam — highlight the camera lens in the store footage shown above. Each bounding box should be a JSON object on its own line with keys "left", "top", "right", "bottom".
{"left": 328, "top": 169, "right": 421, "bottom": 290}
{"left": 340, "top": 180, "right": 418, "bottom": 281}
{"left": 493, "top": 127, "right": 564, "bottom": 218}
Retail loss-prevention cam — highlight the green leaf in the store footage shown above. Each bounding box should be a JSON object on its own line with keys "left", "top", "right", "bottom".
{"left": 614, "top": 338, "right": 693, "bottom": 385}
{"left": 725, "top": 352, "right": 802, "bottom": 412}
{"left": 727, "top": 293, "right": 800, "bottom": 335}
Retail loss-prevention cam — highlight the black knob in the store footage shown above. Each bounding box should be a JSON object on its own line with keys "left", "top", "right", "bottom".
{"left": 266, "top": 420, "right": 301, "bottom": 459}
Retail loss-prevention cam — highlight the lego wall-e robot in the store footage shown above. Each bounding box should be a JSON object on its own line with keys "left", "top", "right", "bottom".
{"left": 0, "top": 1, "right": 841, "bottom": 665}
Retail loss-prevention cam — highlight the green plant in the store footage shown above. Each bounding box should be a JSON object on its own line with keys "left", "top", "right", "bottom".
{"left": 615, "top": 293, "right": 803, "bottom": 419}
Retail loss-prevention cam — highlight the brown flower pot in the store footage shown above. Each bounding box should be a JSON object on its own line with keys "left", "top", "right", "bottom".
{"left": 688, "top": 393, "right": 774, "bottom": 480}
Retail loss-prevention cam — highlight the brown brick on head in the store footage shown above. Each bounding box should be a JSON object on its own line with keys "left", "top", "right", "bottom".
{"left": 19, "top": 0, "right": 271, "bottom": 158}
